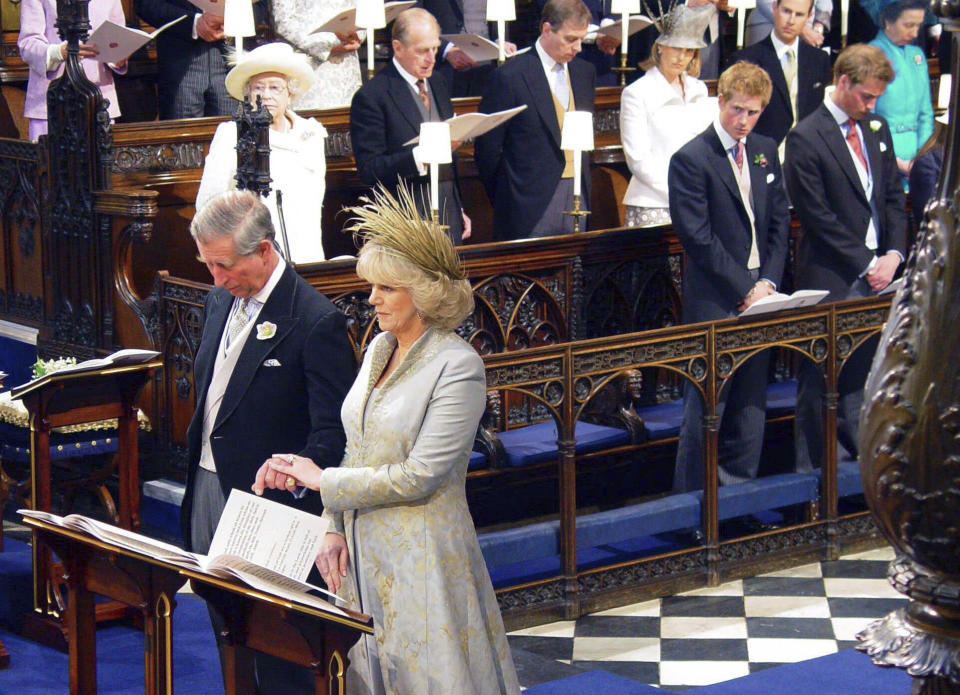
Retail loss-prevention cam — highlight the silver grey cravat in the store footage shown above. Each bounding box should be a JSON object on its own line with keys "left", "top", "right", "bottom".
{"left": 225, "top": 297, "right": 252, "bottom": 350}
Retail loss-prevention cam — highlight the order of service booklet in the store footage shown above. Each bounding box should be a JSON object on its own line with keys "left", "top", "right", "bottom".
{"left": 738, "top": 289, "right": 830, "bottom": 317}
{"left": 87, "top": 15, "right": 186, "bottom": 64}
{"left": 310, "top": 1, "right": 415, "bottom": 34}
{"left": 20, "top": 489, "right": 346, "bottom": 617}
{"left": 403, "top": 104, "right": 527, "bottom": 146}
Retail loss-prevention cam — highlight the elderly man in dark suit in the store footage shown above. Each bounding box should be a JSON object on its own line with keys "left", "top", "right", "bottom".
{"left": 183, "top": 190, "right": 354, "bottom": 694}
{"left": 669, "top": 61, "right": 790, "bottom": 493}
{"left": 134, "top": 0, "right": 266, "bottom": 119}
{"left": 784, "top": 43, "right": 905, "bottom": 473}
{"left": 475, "top": 0, "right": 596, "bottom": 240}
{"left": 350, "top": 8, "right": 468, "bottom": 243}
{"left": 730, "top": 0, "right": 831, "bottom": 152}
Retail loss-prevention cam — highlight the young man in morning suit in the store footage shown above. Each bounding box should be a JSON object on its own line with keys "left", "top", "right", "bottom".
{"left": 349, "top": 8, "right": 469, "bottom": 243}
{"left": 474, "top": 0, "right": 596, "bottom": 241}
{"left": 730, "top": 0, "right": 832, "bottom": 154}
{"left": 183, "top": 190, "right": 354, "bottom": 694}
{"left": 784, "top": 44, "right": 906, "bottom": 474}
{"left": 669, "top": 61, "right": 791, "bottom": 493}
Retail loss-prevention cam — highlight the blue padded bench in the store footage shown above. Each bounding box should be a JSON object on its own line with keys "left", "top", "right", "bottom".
{"left": 837, "top": 460, "right": 863, "bottom": 497}
{"left": 494, "top": 420, "right": 632, "bottom": 468}
{"left": 468, "top": 450, "right": 487, "bottom": 471}
{"left": 629, "top": 379, "right": 798, "bottom": 444}
{"left": 693, "top": 472, "right": 820, "bottom": 521}
{"left": 479, "top": 493, "right": 700, "bottom": 588}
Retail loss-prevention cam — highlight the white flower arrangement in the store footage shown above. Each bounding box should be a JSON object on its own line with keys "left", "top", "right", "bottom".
{"left": 31, "top": 356, "right": 77, "bottom": 380}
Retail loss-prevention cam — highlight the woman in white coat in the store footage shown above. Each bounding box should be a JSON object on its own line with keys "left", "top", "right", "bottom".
{"left": 620, "top": 3, "right": 717, "bottom": 227}
{"left": 253, "top": 187, "right": 520, "bottom": 695}
{"left": 196, "top": 43, "right": 328, "bottom": 263}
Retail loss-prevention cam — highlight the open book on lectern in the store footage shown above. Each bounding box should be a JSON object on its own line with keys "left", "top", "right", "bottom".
{"left": 20, "top": 490, "right": 347, "bottom": 617}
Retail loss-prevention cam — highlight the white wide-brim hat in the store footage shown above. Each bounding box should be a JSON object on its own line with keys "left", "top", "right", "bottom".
{"left": 225, "top": 42, "right": 315, "bottom": 101}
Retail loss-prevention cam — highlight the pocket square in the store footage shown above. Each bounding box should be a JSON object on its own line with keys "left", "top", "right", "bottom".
{"left": 263, "top": 358, "right": 282, "bottom": 367}
{"left": 812, "top": 82, "right": 822, "bottom": 89}
{"left": 766, "top": 173, "right": 775, "bottom": 184}
{"left": 880, "top": 142, "right": 887, "bottom": 152}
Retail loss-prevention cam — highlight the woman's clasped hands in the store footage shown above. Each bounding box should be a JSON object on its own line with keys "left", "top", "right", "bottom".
{"left": 251, "top": 453, "right": 324, "bottom": 495}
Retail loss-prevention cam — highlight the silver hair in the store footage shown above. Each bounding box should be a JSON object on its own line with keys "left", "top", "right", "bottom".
{"left": 190, "top": 190, "right": 275, "bottom": 255}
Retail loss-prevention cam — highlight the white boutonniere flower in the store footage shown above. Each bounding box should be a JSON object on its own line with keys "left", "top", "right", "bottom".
{"left": 256, "top": 321, "right": 277, "bottom": 340}
{"left": 869, "top": 120, "right": 882, "bottom": 132}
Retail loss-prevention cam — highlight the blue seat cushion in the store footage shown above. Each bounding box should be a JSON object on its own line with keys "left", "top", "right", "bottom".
{"left": 468, "top": 449, "right": 488, "bottom": 471}
{"left": 479, "top": 519, "right": 560, "bottom": 569}
{"left": 694, "top": 472, "right": 820, "bottom": 520}
{"left": 577, "top": 494, "right": 701, "bottom": 548}
{"left": 0, "top": 421, "right": 120, "bottom": 463}
{"left": 837, "top": 460, "right": 863, "bottom": 498}
{"left": 636, "top": 399, "right": 684, "bottom": 440}
{"left": 766, "top": 379, "right": 798, "bottom": 418}
{"left": 496, "top": 420, "right": 630, "bottom": 468}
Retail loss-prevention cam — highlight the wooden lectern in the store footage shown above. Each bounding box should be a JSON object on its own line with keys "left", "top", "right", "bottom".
{"left": 23, "top": 516, "right": 373, "bottom": 695}
{"left": 11, "top": 358, "right": 160, "bottom": 648}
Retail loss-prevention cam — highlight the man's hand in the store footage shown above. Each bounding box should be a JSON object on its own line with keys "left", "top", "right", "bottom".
{"left": 738, "top": 280, "right": 776, "bottom": 312}
{"left": 866, "top": 252, "right": 900, "bottom": 292}
{"left": 596, "top": 33, "right": 620, "bottom": 55}
{"left": 461, "top": 211, "right": 472, "bottom": 240}
{"left": 503, "top": 41, "right": 518, "bottom": 56}
{"left": 801, "top": 24, "right": 824, "bottom": 47}
{"left": 445, "top": 47, "right": 476, "bottom": 70}
{"left": 196, "top": 13, "right": 224, "bottom": 42}
{"left": 252, "top": 453, "right": 324, "bottom": 494}
{"left": 330, "top": 31, "right": 361, "bottom": 56}
{"left": 315, "top": 533, "right": 349, "bottom": 593}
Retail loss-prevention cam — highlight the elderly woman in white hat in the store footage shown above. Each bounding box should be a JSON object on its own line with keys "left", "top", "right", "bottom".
{"left": 620, "top": 3, "right": 718, "bottom": 227}
{"left": 196, "top": 42, "right": 329, "bottom": 264}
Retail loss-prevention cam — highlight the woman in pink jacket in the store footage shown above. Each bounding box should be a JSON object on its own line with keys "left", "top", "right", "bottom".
{"left": 18, "top": 0, "right": 127, "bottom": 140}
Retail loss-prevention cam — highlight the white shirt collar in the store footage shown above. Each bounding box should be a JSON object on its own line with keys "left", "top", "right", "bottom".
{"left": 248, "top": 254, "right": 286, "bottom": 306}
{"left": 713, "top": 117, "right": 740, "bottom": 152}
{"left": 770, "top": 31, "right": 799, "bottom": 61}
{"left": 392, "top": 57, "right": 422, "bottom": 89}
{"left": 535, "top": 37, "right": 564, "bottom": 77}
{"left": 824, "top": 86, "right": 852, "bottom": 128}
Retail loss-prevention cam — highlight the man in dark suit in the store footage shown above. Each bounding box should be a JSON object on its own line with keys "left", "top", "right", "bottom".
{"left": 730, "top": 0, "right": 831, "bottom": 150}
{"left": 183, "top": 190, "right": 354, "bottom": 694}
{"left": 134, "top": 0, "right": 265, "bottom": 119}
{"left": 669, "top": 61, "right": 790, "bottom": 492}
{"left": 350, "top": 8, "right": 468, "bottom": 243}
{"left": 784, "top": 43, "right": 905, "bottom": 473}
{"left": 475, "top": 0, "right": 596, "bottom": 240}
{"left": 421, "top": 0, "right": 516, "bottom": 97}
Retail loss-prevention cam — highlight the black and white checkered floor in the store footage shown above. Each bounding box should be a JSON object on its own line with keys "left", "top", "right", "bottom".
{"left": 508, "top": 546, "right": 905, "bottom": 691}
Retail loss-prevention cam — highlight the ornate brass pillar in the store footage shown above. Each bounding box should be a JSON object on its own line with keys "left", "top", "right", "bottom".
{"left": 856, "top": 10, "right": 960, "bottom": 693}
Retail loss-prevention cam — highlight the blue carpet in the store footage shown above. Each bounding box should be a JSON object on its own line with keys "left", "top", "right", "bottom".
{"left": 524, "top": 670, "right": 663, "bottom": 694}
{"left": 684, "top": 648, "right": 911, "bottom": 695}
{"left": 522, "top": 649, "right": 911, "bottom": 694}
{"left": 0, "top": 593, "right": 222, "bottom": 695}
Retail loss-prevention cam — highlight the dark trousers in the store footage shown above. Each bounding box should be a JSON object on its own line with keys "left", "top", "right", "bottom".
{"left": 794, "top": 278, "right": 875, "bottom": 472}
{"left": 190, "top": 469, "right": 314, "bottom": 695}
{"left": 673, "top": 269, "right": 769, "bottom": 492}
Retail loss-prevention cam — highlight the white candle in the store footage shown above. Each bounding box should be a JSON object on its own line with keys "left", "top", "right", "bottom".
{"left": 498, "top": 19, "right": 506, "bottom": 61}
{"left": 356, "top": 0, "right": 386, "bottom": 74}
{"left": 737, "top": 10, "right": 745, "bottom": 49}
{"left": 840, "top": 0, "right": 849, "bottom": 42}
{"left": 621, "top": 14, "right": 629, "bottom": 60}
{"left": 366, "top": 36, "right": 375, "bottom": 74}
{"left": 573, "top": 152, "right": 582, "bottom": 197}
{"left": 430, "top": 163, "right": 440, "bottom": 212}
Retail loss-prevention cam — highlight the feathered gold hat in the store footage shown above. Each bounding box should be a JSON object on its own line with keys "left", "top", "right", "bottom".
{"left": 346, "top": 185, "right": 467, "bottom": 282}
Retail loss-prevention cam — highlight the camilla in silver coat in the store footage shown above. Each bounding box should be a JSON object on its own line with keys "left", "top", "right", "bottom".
{"left": 255, "top": 188, "right": 520, "bottom": 695}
